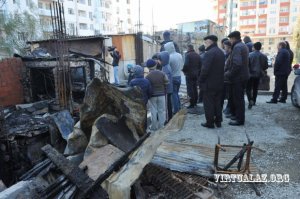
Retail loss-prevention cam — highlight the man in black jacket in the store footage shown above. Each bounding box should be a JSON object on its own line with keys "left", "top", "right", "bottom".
{"left": 246, "top": 42, "right": 268, "bottom": 109}
{"left": 110, "top": 47, "right": 121, "bottom": 85}
{"left": 267, "top": 42, "right": 291, "bottom": 103}
{"left": 199, "top": 35, "right": 225, "bottom": 128}
{"left": 225, "top": 31, "right": 250, "bottom": 126}
{"left": 182, "top": 44, "right": 202, "bottom": 108}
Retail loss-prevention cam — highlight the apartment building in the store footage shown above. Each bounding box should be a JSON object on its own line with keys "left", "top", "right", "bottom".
{"left": 212, "top": 0, "right": 300, "bottom": 54}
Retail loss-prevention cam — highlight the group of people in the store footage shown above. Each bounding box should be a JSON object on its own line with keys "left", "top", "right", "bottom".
{"left": 124, "top": 30, "right": 294, "bottom": 131}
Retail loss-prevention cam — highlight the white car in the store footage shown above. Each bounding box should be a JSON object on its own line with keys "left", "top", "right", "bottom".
{"left": 291, "top": 64, "right": 300, "bottom": 108}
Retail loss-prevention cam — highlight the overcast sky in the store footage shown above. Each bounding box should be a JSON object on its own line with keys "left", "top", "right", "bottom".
{"left": 131, "top": 0, "right": 214, "bottom": 33}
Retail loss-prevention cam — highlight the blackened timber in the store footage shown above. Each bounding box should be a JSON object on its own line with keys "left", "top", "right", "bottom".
{"left": 41, "top": 144, "right": 108, "bottom": 198}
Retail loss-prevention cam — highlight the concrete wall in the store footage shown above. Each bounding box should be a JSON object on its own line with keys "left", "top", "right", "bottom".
{"left": 0, "top": 58, "right": 24, "bottom": 107}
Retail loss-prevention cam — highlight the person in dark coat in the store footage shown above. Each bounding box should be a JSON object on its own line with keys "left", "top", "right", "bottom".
{"left": 243, "top": 36, "right": 253, "bottom": 53}
{"left": 160, "top": 31, "right": 180, "bottom": 53}
{"left": 267, "top": 42, "right": 291, "bottom": 103}
{"left": 197, "top": 44, "right": 206, "bottom": 103}
{"left": 182, "top": 44, "right": 202, "bottom": 108}
{"left": 225, "top": 31, "right": 250, "bottom": 126}
{"left": 110, "top": 47, "right": 121, "bottom": 85}
{"left": 129, "top": 65, "right": 152, "bottom": 105}
{"left": 246, "top": 42, "right": 268, "bottom": 109}
{"left": 199, "top": 35, "right": 225, "bottom": 128}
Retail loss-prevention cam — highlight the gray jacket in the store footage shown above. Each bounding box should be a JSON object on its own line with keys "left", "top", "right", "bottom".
{"left": 164, "top": 42, "right": 183, "bottom": 77}
{"left": 224, "top": 40, "right": 250, "bottom": 83}
{"left": 249, "top": 51, "right": 268, "bottom": 78}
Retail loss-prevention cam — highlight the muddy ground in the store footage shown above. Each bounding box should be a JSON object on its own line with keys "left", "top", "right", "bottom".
{"left": 167, "top": 95, "right": 300, "bottom": 199}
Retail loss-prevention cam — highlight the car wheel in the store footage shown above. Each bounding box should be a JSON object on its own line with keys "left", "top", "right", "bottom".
{"left": 291, "top": 85, "right": 300, "bottom": 108}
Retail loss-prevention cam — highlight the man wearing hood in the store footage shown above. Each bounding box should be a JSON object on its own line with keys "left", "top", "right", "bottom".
{"left": 160, "top": 31, "right": 180, "bottom": 53}
{"left": 243, "top": 36, "right": 253, "bottom": 53}
{"left": 158, "top": 51, "right": 173, "bottom": 121}
{"left": 164, "top": 42, "right": 183, "bottom": 114}
{"left": 225, "top": 31, "right": 250, "bottom": 126}
{"left": 182, "top": 44, "right": 202, "bottom": 109}
{"left": 199, "top": 35, "right": 225, "bottom": 128}
{"left": 129, "top": 65, "right": 152, "bottom": 105}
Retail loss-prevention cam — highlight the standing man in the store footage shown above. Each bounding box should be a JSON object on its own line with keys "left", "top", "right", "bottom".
{"left": 243, "top": 36, "right": 253, "bottom": 53}
{"left": 198, "top": 45, "right": 206, "bottom": 103}
{"left": 146, "top": 59, "right": 169, "bottom": 131}
{"left": 110, "top": 47, "right": 121, "bottom": 85}
{"left": 164, "top": 42, "right": 183, "bottom": 114}
{"left": 267, "top": 42, "right": 291, "bottom": 103}
{"left": 158, "top": 51, "right": 173, "bottom": 121}
{"left": 182, "top": 44, "right": 202, "bottom": 109}
{"left": 225, "top": 31, "right": 250, "bottom": 126}
{"left": 199, "top": 35, "right": 225, "bottom": 128}
{"left": 246, "top": 42, "right": 268, "bottom": 109}
{"left": 160, "top": 31, "right": 180, "bottom": 53}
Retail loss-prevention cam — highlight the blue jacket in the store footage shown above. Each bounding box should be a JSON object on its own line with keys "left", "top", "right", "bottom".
{"left": 159, "top": 51, "right": 173, "bottom": 94}
{"left": 129, "top": 66, "right": 152, "bottom": 104}
{"left": 274, "top": 48, "right": 291, "bottom": 76}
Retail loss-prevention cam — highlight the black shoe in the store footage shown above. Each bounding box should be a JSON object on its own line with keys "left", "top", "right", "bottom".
{"left": 248, "top": 100, "right": 254, "bottom": 110}
{"left": 229, "top": 121, "right": 244, "bottom": 126}
{"left": 201, "top": 123, "right": 215, "bottom": 129}
{"left": 266, "top": 99, "right": 277, "bottom": 104}
{"left": 225, "top": 114, "right": 232, "bottom": 118}
{"left": 187, "top": 105, "right": 195, "bottom": 109}
{"left": 215, "top": 122, "right": 222, "bottom": 128}
{"left": 278, "top": 99, "right": 286, "bottom": 103}
{"left": 230, "top": 116, "right": 237, "bottom": 120}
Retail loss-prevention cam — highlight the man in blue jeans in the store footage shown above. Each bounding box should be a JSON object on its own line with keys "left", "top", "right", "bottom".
{"left": 164, "top": 42, "right": 183, "bottom": 114}
{"left": 110, "top": 47, "right": 121, "bottom": 85}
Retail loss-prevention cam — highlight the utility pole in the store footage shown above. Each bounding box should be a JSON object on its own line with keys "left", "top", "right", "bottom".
{"left": 229, "top": 0, "right": 234, "bottom": 33}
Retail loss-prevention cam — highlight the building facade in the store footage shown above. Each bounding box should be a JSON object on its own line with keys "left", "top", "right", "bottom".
{"left": 212, "top": 0, "right": 300, "bottom": 55}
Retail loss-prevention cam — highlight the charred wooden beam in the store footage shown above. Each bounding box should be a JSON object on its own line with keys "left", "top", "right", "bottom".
{"left": 41, "top": 144, "right": 108, "bottom": 198}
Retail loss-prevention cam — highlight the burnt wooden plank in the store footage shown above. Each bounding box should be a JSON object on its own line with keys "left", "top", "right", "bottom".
{"left": 41, "top": 144, "right": 107, "bottom": 198}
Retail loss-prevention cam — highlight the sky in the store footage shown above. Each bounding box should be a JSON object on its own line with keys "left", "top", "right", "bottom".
{"left": 131, "top": 0, "right": 214, "bottom": 33}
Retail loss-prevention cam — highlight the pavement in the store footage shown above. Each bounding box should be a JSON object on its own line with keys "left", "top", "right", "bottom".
{"left": 165, "top": 95, "right": 300, "bottom": 199}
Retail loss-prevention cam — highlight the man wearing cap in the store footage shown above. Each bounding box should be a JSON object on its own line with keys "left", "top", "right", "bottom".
{"left": 225, "top": 31, "right": 250, "bottom": 126}
{"left": 199, "top": 35, "right": 225, "bottom": 128}
{"left": 182, "top": 44, "right": 202, "bottom": 109}
{"left": 146, "top": 59, "right": 169, "bottom": 131}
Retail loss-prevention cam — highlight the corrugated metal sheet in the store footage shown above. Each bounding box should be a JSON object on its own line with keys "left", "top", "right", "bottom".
{"left": 151, "top": 140, "right": 260, "bottom": 178}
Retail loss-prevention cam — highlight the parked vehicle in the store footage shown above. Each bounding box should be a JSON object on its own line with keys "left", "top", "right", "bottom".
{"left": 291, "top": 64, "right": 300, "bottom": 108}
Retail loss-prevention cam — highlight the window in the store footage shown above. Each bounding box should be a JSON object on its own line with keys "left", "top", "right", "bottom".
{"left": 78, "top": 0, "right": 85, "bottom": 4}
{"left": 279, "top": 26, "right": 288, "bottom": 32}
{"left": 259, "top": 8, "right": 266, "bottom": 15}
{"left": 78, "top": 10, "right": 87, "bottom": 17}
{"left": 292, "top": 16, "right": 297, "bottom": 22}
{"left": 271, "top": 0, "right": 277, "bottom": 4}
{"left": 269, "top": 28, "right": 276, "bottom": 34}
{"left": 116, "top": 7, "right": 120, "bottom": 14}
{"left": 269, "top": 18, "right": 276, "bottom": 23}
{"left": 127, "top": 0, "right": 130, "bottom": 4}
{"left": 279, "top": 17, "right": 289, "bottom": 23}
{"left": 270, "top": 8, "right": 277, "bottom": 15}
{"left": 259, "top": 0, "right": 267, "bottom": 5}
{"left": 292, "top": 7, "right": 298, "bottom": 12}
{"left": 280, "top": 7, "right": 289, "bottom": 12}
{"left": 88, "top": 0, "right": 91, "bottom": 6}
{"left": 38, "top": 2, "right": 43, "bottom": 9}
{"left": 127, "top": 9, "right": 130, "bottom": 14}
{"left": 89, "top": 12, "right": 93, "bottom": 20}
{"left": 79, "top": 23, "right": 88, "bottom": 30}
{"left": 259, "top": 18, "right": 266, "bottom": 24}
{"left": 68, "top": 8, "right": 74, "bottom": 15}
{"left": 90, "top": 24, "right": 94, "bottom": 30}
{"left": 45, "top": 3, "right": 51, "bottom": 10}
{"left": 280, "top": 0, "right": 289, "bottom": 2}
{"left": 258, "top": 29, "right": 266, "bottom": 34}
{"left": 127, "top": 18, "right": 131, "bottom": 24}
{"left": 269, "top": 38, "right": 274, "bottom": 45}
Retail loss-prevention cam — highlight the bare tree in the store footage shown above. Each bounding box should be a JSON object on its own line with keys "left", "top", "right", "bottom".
{"left": 0, "top": 0, "right": 7, "bottom": 8}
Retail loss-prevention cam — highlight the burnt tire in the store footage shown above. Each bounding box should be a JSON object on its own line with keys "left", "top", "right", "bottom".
{"left": 291, "top": 85, "right": 300, "bottom": 108}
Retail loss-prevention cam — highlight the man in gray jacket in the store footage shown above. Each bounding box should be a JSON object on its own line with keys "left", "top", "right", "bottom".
{"left": 246, "top": 42, "right": 268, "bottom": 109}
{"left": 225, "top": 31, "right": 250, "bottom": 126}
{"left": 164, "top": 42, "right": 183, "bottom": 114}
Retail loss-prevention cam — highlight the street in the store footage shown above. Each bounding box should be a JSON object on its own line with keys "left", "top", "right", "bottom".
{"left": 167, "top": 95, "right": 300, "bottom": 198}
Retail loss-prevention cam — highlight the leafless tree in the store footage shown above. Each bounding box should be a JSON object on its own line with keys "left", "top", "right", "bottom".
{"left": 0, "top": 0, "right": 7, "bottom": 8}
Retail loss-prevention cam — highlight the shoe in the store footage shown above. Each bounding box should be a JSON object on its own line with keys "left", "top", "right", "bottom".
{"left": 229, "top": 121, "right": 244, "bottom": 126}
{"left": 225, "top": 114, "right": 232, "bottom": 118}
{"left": 248, "top": 100, "right": 254, "bottom": 110}
{"left": 187, "top": 105, "right": 195, "bottom": 109}
{"left": 230, "top": 116, "right": 237, "bottom": 120}
{"left": 201, "top": 123, "right": 215, "bottom": 129}
{"left": 278, "top": 99, "right": 286, "bottom": 103}
{"left": 266, "top": 99, "right": 277, "bottom": 104}
{"left": 215, "top": 122, "right": 222, "bottom": 128}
